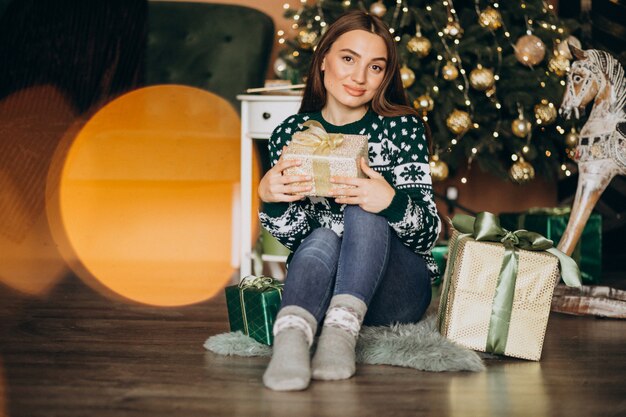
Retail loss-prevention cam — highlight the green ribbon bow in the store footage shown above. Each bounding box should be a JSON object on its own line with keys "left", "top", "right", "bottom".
{"left": 291, "top": 120, "right": 344, "bottom": 195}
{"left": 238, "top": 275, "right": 283, "bottom": 336}
{"left": 441, "top": 212, "right": 581, "bottom": 355}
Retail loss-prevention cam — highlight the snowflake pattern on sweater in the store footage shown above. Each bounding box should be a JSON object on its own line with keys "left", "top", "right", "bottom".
{"left": 259, "top": 110, "right": 442, "bottom": 278}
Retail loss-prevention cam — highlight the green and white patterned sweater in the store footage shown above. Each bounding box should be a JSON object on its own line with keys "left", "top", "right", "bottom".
{"left": 259, "top": 109, "right": 442, "bottom": 278}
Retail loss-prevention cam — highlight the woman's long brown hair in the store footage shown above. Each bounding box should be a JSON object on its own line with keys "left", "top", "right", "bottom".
{"left": 299, "top": 10, "right": 418, "bottom": 118}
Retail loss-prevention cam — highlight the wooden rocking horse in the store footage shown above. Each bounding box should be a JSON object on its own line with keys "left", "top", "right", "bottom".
{"left": 554, "top": 46, "right": 626, "bottom": 318}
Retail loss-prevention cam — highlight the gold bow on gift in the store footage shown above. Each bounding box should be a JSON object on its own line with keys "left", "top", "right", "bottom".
{"left": 291, "top": 121, "right": 344, "bottom": 196}
{"left": 292, "top": 120, "right": 344, "bottom": 153}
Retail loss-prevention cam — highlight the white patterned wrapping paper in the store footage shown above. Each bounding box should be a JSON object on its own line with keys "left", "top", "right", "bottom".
{"left": 282, "top": 134, "right": 368, "bottom": 197}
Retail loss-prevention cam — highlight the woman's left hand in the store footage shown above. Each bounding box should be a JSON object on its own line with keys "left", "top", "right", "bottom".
{"left": 329, "top": 157, "right": 395, "bottom": 213}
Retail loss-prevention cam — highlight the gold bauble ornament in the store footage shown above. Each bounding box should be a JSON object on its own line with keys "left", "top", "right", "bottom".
{"left": 400, "top": 65, "right": 416, "bottom": 88}
{"left": 369, "top": 1, "right": 387, "bottom": 17}
{"left": 509, "top": 158, "right": 535, "bottom": 184}
{"left": 485, "top": 85, "right": 497, "bottom": 98}
{"left": 511, "top": 117, "right": 532, "bottom": 138}
{"left": 478, "top": 7, "right": 503, "bottom": 30}
{"left": 413, "top": 94, "right": 435, "bottom": 114}
{"left": 548, "top": 53, "right": 570, "bottom": 76}
{"left": 556, "top": 36, "right": 582, "bottom": 60}
{"left": 469, "top": 65, "right": 495, "bottom": 91}
{"left": 407, "top": 35, "right": 432, "bottom": 58}
{"left": 565, "top": 128, "right": 579, "bottom": 148}
{"left": 446, "top": 109, "right": 472, "bottom": 135}
{"left": 442, "top": 61, "right": 459, "bottom": 81}
{"left": 429, "top": 155, "right": 449, "bottom": 181}
{"left": 534, "top": 99, "right": 557, "bottom": 125}
{"left": 297, "top": 28, "right": 318, "bottom": 49}
{"left": 443, "top": 21, "right": 463, "bottom": 38}
{"left": 514, "top": 35, "right": 546, "bottom": 66}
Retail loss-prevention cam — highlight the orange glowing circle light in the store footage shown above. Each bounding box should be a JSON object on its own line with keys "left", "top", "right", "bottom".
{"left": 56, "top": 85, "right": 259, "bottom": 306}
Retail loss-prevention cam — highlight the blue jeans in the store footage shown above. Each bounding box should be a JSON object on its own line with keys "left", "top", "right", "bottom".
{"left": 280, "top": 205, "right": 432, "bottom": 326}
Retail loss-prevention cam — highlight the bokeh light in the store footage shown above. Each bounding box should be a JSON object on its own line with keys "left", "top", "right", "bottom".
{"left": 51, "top": 85, "right": 259, "bottom": 306}
{"left": 448, "top": 363, "right": 548, "bottom": 417}
{"left": 0, "top": 85, "right": 75, "bottom": 296}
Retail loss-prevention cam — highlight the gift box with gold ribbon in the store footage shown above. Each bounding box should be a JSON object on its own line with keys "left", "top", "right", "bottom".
{"left": 499, "top": 207, "right": 602, "bottom": 284}
{"left": 225, "top": 276, "right": 283, "bottom": 345}
{"left": 437, "top": 213, "right": 581, "bottom": 361}
{"left": 282, "top": 120, "right": 368, "bottom": 197}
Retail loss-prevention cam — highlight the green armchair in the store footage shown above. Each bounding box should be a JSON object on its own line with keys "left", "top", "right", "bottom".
{"left": 146, "top": 1, "right": 275, "bottom": 111}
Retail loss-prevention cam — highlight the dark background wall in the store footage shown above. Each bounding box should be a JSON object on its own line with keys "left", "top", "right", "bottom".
{"left": 0, "top": 0, "right": 147, "bottom": 112}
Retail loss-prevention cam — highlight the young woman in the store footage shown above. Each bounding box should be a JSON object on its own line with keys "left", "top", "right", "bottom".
{"left": 257, "top": 10, "right": 441, "bottom": 391}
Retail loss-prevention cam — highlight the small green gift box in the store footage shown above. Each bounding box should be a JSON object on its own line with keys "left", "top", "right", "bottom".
{"left": 499, "top": 207, "right": 602, "bottom": 283}
{"left": 431, "top": 244, "right": 449, "bottom": 286}
{"left": 225, "top": 276, "right": 283, "bottom": 345}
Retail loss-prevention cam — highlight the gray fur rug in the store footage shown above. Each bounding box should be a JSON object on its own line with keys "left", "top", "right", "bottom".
{"left": 204, "top": 315, "right": 485, "bottom": 372}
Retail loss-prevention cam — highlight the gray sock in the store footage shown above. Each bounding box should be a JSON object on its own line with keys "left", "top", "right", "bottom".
{"left": 311, "top": 294, "right": 367, "bottom": 380}
{"left": 262, "top": 305, "right": 317, "bottom": 391}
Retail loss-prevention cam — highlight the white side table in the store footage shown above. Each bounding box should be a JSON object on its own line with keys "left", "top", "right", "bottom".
{"left": 237, "top": 94, "right": 302, "bottom": 280}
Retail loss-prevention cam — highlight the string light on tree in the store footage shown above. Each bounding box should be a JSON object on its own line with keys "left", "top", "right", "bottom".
{"left": 274, "top": 57, "right": 287, "bottom": 78}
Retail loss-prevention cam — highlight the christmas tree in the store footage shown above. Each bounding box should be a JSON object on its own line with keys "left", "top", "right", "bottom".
{"left": 274, "top": 0, "right": 581, "bottom": 184}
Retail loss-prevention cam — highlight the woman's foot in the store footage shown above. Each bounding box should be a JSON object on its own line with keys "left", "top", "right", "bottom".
{"left": 263, "top": 306, "right": 317, "bottom": 391}
{"left": 311, "top": 294, "right": 367, "bottom": 380}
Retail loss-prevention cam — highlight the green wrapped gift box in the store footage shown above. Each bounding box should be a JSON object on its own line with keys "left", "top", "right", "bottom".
{"left": 431, "top": 244, "right": 449, "bottom": 286}
{"left": 499, "top": 208, "right": 602, "bottom": 283}
{"left": 225, "top": 276, "right": 283, "bottom": 345}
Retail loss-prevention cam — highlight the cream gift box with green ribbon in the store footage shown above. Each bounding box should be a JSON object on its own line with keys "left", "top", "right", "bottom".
{"left": 437, "top": 212, "right": 581, "bottom": 361}
{"left": 283, "top": 120, "right": 368, "bottom": 197}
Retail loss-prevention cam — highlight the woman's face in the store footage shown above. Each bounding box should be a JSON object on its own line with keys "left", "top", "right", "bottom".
{"left": 321, "top": 29, "right": 388, "bottom": 112}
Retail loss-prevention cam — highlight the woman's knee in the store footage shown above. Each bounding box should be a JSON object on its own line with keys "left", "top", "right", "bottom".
{"left": 305, "top": 227, "right": 341, "bottom": 249}
{"left": 291, "top": 228, "right": 341, "bottom": 271}
{"left": 344, "top": 205, "right": 387, "bottom": 229}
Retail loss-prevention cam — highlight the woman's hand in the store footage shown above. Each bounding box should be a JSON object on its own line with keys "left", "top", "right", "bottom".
{"left": 329, "top": 157, "right": 395, "bottom": 213}
{"left": 258, "top": 147, "right": 312, "bottom": 203}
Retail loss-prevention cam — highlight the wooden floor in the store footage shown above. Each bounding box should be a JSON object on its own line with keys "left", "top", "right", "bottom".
{"left": 0, "top": 272, "right": 625, "bottom": 417}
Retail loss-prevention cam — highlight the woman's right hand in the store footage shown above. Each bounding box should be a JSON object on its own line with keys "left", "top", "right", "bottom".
{"left": 258, "top": 148, "right": 312, "bottom": 203}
